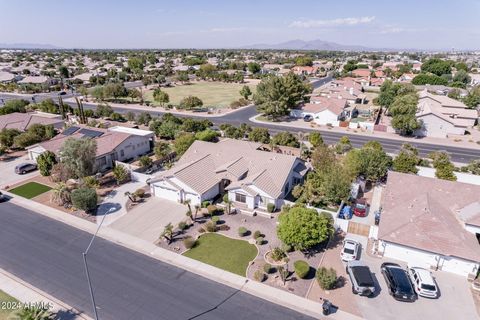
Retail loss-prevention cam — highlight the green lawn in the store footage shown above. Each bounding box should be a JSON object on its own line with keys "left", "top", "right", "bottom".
{"left": 145, "top": 81, "right": 257, "bottom": 108}
{"left": 0, "top": 290, "right": 18, "bottom": 320}
{"left": 9, "top": 182, "right": 52, "bottom": 199}
{"left": 183, "top": 233, "right": 258, "bottom": 276}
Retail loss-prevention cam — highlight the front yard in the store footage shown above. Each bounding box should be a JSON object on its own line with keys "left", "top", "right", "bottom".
{"left": 9, "top": 182, "right": 51, "bottom": 199}
{"left": 183, "top": 233, "right": 258, "bottom": 276}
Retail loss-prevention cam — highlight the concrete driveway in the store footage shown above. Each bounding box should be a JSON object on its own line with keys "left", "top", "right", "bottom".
{"left": 349, "top": 237, "right": 479, "bottom": 320}
{"left": 0, "top": 153, "right": 39, "bottom": 188}
{"left": 110, "top": 197, "right": 187, "bottom": 243}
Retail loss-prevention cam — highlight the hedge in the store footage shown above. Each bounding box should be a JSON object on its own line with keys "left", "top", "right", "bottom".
{"left": 294, "top": 260, "right": 310, "bottom": 279}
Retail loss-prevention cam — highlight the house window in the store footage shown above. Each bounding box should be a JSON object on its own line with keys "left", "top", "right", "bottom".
{"left": 98, "top": 156, "right": 107, "bottom": 166}
{"left": 235, "top": 193, "right": 246, "bottom": 203}
{"left": 120, "top": 150, "right": 125, "bottom": 157}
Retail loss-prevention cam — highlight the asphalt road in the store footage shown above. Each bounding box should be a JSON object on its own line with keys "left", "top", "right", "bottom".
{"left": 0, "top": 202, "right": 314, "bottom": 320}
{"left": 1, "top": 91, "right": 479, "bottom": 163}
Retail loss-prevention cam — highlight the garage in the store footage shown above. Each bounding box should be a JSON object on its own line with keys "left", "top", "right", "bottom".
{"left": 153, "top": 184, "right": 179, "bottom": 203}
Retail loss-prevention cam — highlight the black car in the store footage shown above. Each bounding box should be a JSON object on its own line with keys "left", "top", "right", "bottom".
{"left": 381, "top": 263, "right": 417, "bottom": 302}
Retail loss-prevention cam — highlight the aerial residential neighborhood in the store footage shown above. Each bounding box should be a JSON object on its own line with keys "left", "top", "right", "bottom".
{"left": 1, "top": 1, "right": 480, "bottom": 320}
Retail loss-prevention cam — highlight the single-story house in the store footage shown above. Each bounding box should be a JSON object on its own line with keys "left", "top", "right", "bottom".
{"left": 17, "top": 76, "right": 52, "bottom": 85}
{"left": 415, "top": 90, "right": 478, "bottom": 138}
{"left": 290, "top": 96, "right": 348, "bottom": 126}
{"left": 148, "top": 139, "right": 310, "bottom": 210}
{"left": 27, "top": 125, "right": 154, "bottom": 172}
{"left": 377, "top": 171, "right": 480, "bottom": 277}
{"left": 0, "top": 112, "right": 64, "bottom": 132}
{"left": 0, "top": 71, "right": 16, "bottom": 83}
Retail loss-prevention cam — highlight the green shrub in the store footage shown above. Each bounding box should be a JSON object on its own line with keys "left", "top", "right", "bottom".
{"left": 267, "top": 203, "right": 275, "bottom": 213}
{"left": 71, "top": 187, "right": 97, "bottom": 212}
{"left": 316, "top": 267, "right": 337, "bottom": 290}
{"left": 253, "top": 270, "right": 266, "bottom": 282}
{"left": 263, "top": 263, "right": 273, "bottom": 274}
{"left": 183, "top": 236, "right": 196, "bottom": 249}
{"left": 139, "top": 155, "right": 153, "bottom": 168}
{"left": 211, "top": 216, "right": 220, "bottom": 224}
{"left": 134, "top": 188, "right": 145, "bottom": 198}
{"left": 253, "top": 230, "right": 262, "bottom": 239}
{"left": 238, "top": 226, "right": 248, "bottom": 236}
{"left": 83, "top": 175, "right": 99, "bottom": 188}
{"left": 36, "top": 150, "right": 57, "bottom": 176}
{"left": 207, "top": 204, "right": 217, "bottom": 215}
{"left": 281, "top": 243, "right": 293, "bottom": 253}
{"left": 271, "top": 247, "right": 286, "bottom": 261}
{"left": 178, "top": 221, "right": 187, "bottom": 231}
{"left": 223, "top": 193, "right": 229, "bottom": 203}
{"left": 294, "top": 260, "right": 310, "bottom": 279}
{"left": 256, "top": 236, "right": 264, "bottom": 245}
{"left": 204, "top": 220, "right": 216, "bottom": 232}
{"left": 201, "top": 200, "right": 211, "bottom": 208}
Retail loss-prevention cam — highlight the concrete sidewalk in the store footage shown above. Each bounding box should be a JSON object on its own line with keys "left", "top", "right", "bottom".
{"left": 0, "top": 268, "right": 91, "bottom": 320}
{"left": 4, "top": 191, "right": 363, "bottom": 320}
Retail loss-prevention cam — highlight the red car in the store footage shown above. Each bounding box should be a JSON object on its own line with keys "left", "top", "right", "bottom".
{"left": 353, "top": 198, "right": 368, "bottom": 217}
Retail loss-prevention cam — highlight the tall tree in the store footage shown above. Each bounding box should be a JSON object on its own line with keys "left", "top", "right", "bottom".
{"left": 60, "top": 137, "right": 97, "bottom": 179}
{"left": 153, "top": 88, "right": 169, "bottom": 107}
{"left": 392, "top": 144, "right": 420, "bottom": 174}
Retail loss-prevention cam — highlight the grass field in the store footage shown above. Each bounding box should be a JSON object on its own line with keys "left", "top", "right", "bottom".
{"left": 145, "top": 81, "right": 257, "bottom": 108}
{"left": 9, "top": 182, "right": 52, "bottom": 199}
{"left": 183, "top": 233, "right": 258, "bottom": 276}
{"left": 0, "top": 290, "right": 18, "bottom": 320}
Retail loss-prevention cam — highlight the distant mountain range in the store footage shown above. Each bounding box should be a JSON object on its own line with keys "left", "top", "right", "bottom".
{"left": 240, "top": 39, "right": 399, "bottom": 51}
{"left": 0, "top": 43, "right": 61, "bottom": 49}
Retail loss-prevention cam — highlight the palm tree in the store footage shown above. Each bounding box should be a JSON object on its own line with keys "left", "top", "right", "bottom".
{"left": 193, "top": 204, "right": 200, "bottom": 223}
{"left": 50, "top": 182, "right": 71, "bottom": 206}
{"left": 160, "top": 223, "right": 174, "bottom": 244}
{"left": 225, "top": 199, "right": 233, "bottom": 215}
{"left": 124, "top": 191, "right": 137, "bottom": 203}
{"left": 12, "top": 305, "right": 53, "bottom": 320}
{"left": 183, "top": 199, "right": 192, "bottom": 213}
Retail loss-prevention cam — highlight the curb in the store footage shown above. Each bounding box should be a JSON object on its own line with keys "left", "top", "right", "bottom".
{"left": 0, "top": 268, "right": 92, "bottom": 320}
{"left": 4, "top": 192, "right": 363, "bottom": 320}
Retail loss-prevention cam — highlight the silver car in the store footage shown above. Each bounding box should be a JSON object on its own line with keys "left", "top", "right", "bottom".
{"left": 15, "top": 163, "right": 37, "bottom": 174}
{"left": 408, "top": 267, "right": 439, "bottom": 298}
{"left": 341, "top": 239, "right": 360, "bottom": 262}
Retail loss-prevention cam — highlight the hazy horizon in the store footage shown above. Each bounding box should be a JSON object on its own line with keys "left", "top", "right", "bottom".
{"left": 1, "top": 0, "right": 480, "bottom": 50}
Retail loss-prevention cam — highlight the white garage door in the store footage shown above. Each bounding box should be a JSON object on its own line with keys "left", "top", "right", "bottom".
{"left": 154, "top": 185, "right": 179, "bottom": 203}
{"left": 440, "top": 257, "right": 477, "bottom": 277}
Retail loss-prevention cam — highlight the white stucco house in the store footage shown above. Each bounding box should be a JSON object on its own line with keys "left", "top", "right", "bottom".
{"left": 415, "top": 90, "right": 478, "bottom": 138}
{"left": 376, "top": 171, "right": 480, "bottom": 277}
{"left": 290, "top": 96, "right": 348, "bottom": 127}
{"left": 27, "top": 125, "right": 154, "bottom": 172}
{"left": 148, "top": 139, "right": 310, "bottom": 211}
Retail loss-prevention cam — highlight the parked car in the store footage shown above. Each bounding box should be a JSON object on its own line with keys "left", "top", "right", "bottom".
{"left": 303, "top": 115, "right": 313, "bottom": 122}
{"left": 408, "top": 267, "right": 439, "bottom": 298}
{"left": 0, "top": 191, "right": 5, "bottom": 202}
{"left": 346, "top": 261, "right": 376, "bottom": 296}
{"left": 15, "top": 163, "right": 37, "bottom": 174}
{"left": 381, "top": 263, "right": 417, "bottom": 302}
{"left": 353, "top": 198, "right": 368, "bottom": 217}
{"left": 341, "top": 239, "right": 360, "bottom": 262}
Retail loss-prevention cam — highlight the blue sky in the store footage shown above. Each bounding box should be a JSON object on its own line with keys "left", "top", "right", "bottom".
{"left": 1, "top": 0, "right": 479, "bottom": 49}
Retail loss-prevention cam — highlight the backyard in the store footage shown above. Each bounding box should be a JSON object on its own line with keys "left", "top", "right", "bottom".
{"left": 145, "top": 81, "right": 257, "bottom": 108}
{"left": 183, "top": 233, "right": 258, "bottom": 276}
{"left": 8, "top": 182, "right": 52, "bottom": 199}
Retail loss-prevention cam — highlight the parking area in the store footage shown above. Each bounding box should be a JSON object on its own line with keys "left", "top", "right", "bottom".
{"left": 0, "top": 152, "right": 39, "bottom": 189}
{"left": 342, "top": 235, "right": 479, "bottom": 320}
{"left": 110, "top": 197, "right": 186, "bottom": 243}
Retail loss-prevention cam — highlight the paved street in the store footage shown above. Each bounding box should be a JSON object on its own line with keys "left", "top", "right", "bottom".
{"left": 0, "top": 202, "right": 314, "bottom": 320}
{"left": 1, "top": 91, "right": 480, "bottom": 163}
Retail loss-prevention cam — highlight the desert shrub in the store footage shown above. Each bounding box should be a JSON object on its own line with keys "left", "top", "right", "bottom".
{"left": 256, "top": 236, "right": 264, "bottom": 245}
{"left": 217, "top": 225, "right": 230, "bottom": 231}
{"left": 294, "top": 260, "right": 310, "bottom": 279}
{"left": 139, "top": 155, "right": 153, "bottom": 168}
{"left": 238, "top": 226, "right": 248, "bottom": 236}
{"left": 253, "top": 230, "right": 262, "bottom": 239}
{"left": 267, "top": 203, "right": 275, "bottom": 213}
{"left": 134, "top": 188, "right": 145, "bottom": 198}
{"left": 204, "top": 220, "right": 216, "bottom": 232}
{"left": 263, "top": 263, "right": 273, "bottom": 274}
{"left": 183, "top": 236, "right": 196, "bottom": 249}
{"left": 201, "top": 200, "right": 211, "bottom": 208}
{"left": 281, "top": 243, "right": 293, "bottom": 253}
{"left": 316, "top": 267, "right": 337, "bottom": 290}
{"left": 211, "top": 216, "right": 220, "bottom": 224}
{"left": 271, "top": 247, "right": 286, "bottom": 261}
{"left": 207, "top": 204, "right": 217, "bottom": 215}
{"left": 71, "top": 187, "right": 97, "bottom": 212}
{"left": 178, "top": 221, "right": 187, "bottom": 231}
{"left": 82, "top": 175, "right": 99, "bottom": 188}
{"left": 223, "top": 193, "right": 229, "bottom": 203}
{"left": 253, "top": 270, "right": 266, "bottom": 282}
